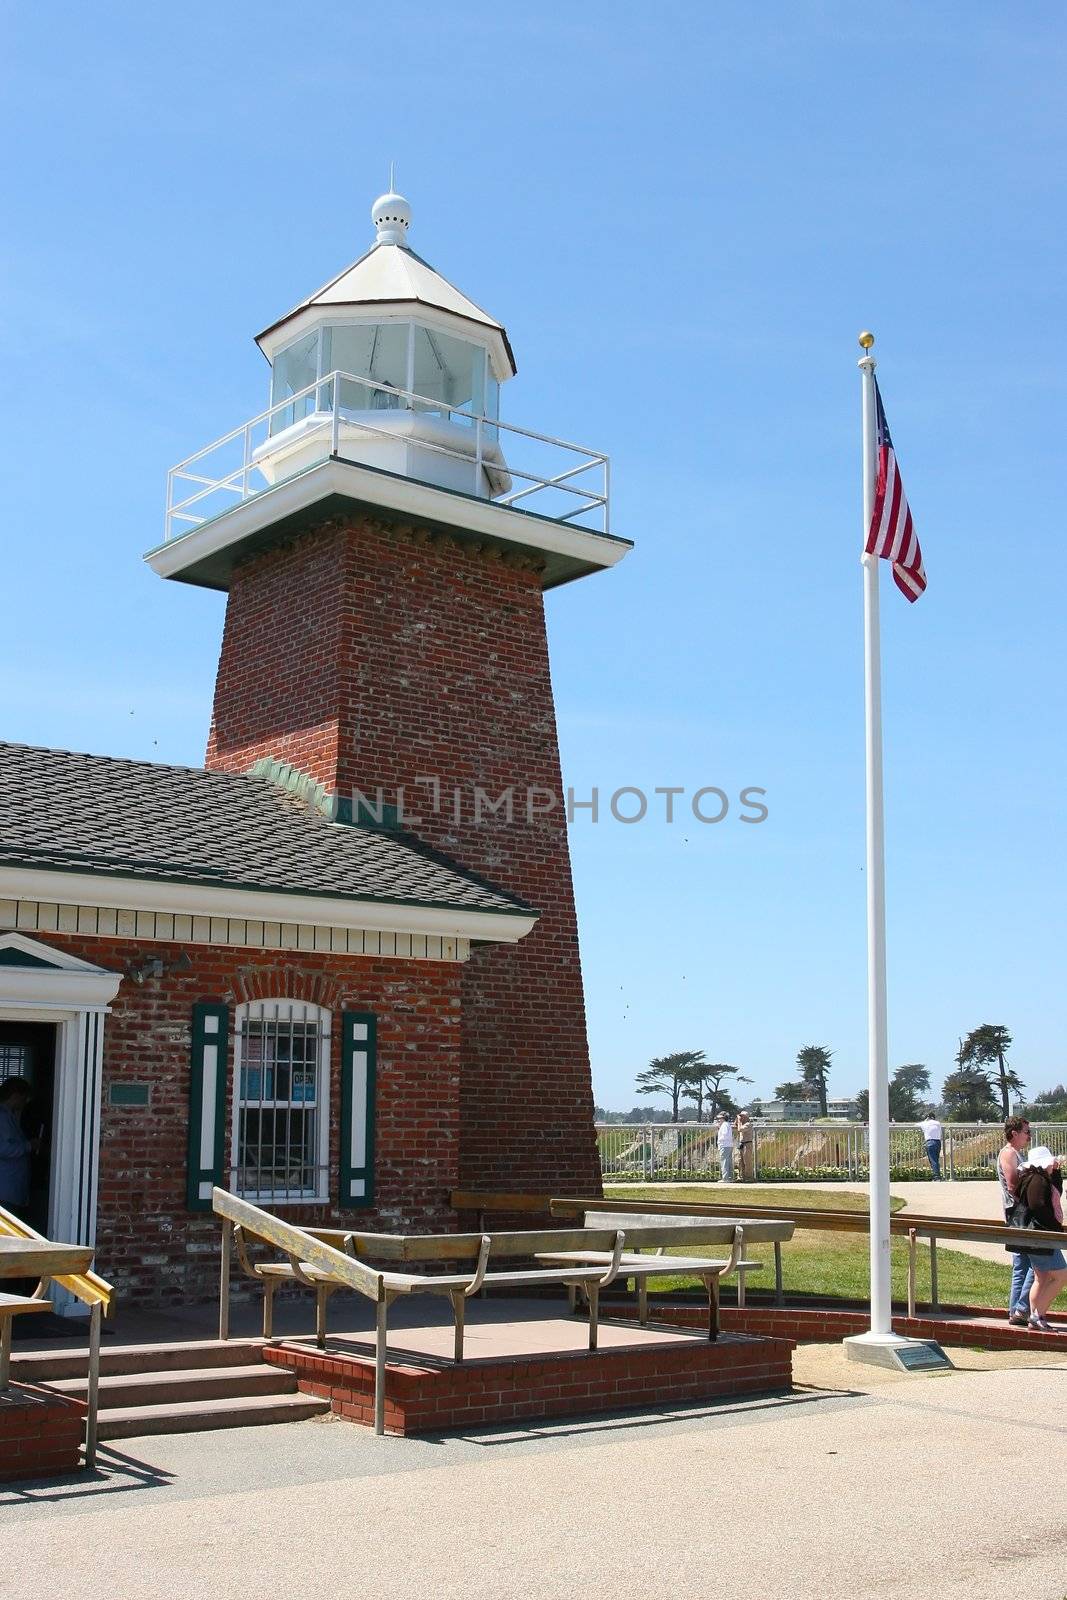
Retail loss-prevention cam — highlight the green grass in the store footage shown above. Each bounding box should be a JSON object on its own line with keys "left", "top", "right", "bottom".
{"left": 605, "top": 1183, "right": 1011, "bottom": 1311}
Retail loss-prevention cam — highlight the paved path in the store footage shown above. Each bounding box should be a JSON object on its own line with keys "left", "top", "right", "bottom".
{"left": 4, "top": 1341, "right": 1065, "bottom": 1600}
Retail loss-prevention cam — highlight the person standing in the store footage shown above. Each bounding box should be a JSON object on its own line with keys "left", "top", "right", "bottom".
{"left": 998, "top": 1115, "right": 1067, "bottom": 1330}
{"left": 716, "top": 1112, "right": 735, "bottom": 1182}
{"left": 735, "top": 1111, "right": 755, "bottom": 1181}
{"left": 0, "top": 1077, "right": 33, "bottom": 1214}
{"left": 918, "top": 1112, "right": 943, "bottom": 1180}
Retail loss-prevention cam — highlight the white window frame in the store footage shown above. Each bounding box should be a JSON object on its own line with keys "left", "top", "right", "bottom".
{"left": 269, "top": 316, "right": 496, "bottom": 418}
{"left": 230, "top": 998, "right": 331, "bottom": 1206}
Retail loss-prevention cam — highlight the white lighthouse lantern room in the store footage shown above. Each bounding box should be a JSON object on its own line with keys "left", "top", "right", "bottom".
{"left": 155, "top": 179, "right": 622, "bottom": 595}
{"left": 252, "top": 185, "right": 515, "bottom": 498}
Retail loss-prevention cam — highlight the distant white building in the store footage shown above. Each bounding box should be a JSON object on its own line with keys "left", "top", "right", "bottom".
{"left": 748, "top": 1097, "right": 860, "bottom": 1122}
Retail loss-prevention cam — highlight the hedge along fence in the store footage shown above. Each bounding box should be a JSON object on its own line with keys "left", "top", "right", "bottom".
{"left": 596, "top": 1122, "right": 1067, "bottom": 1183}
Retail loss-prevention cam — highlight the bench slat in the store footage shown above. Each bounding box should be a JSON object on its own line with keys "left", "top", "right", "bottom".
{"left": 0, "top": 1292, "right": 54, "bottom": 1315}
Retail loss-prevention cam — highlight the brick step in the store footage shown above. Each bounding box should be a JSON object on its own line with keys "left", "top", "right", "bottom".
{"left": 10, "top": 1338, "right": 265, "bottom": 1384}
{"left": 95, "top": 1391, "right": 330, "bottom": 1440}
{"left": 44, "top": 1363, "right": 297, "bottom": 1410}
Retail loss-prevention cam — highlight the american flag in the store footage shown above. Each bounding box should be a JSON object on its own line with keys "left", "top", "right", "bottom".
{"left": 865, "top": 379, "right": 926, "bottom": 601}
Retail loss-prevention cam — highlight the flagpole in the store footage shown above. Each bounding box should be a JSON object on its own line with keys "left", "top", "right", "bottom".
{"left": 844, "top": 335, "right": 946, "bottom": 1371}
{"left": 859, "top": 336, "right": 893, "bottom": 1338}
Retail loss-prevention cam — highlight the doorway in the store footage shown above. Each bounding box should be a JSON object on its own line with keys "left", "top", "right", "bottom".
{"left": 0, "top": 1019, "right": 57, "bottom": 1233}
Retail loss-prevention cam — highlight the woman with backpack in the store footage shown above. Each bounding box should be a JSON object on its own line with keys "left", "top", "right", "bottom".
{"left": 998, "top": 1115, "right": 1067, "bottom": 1332}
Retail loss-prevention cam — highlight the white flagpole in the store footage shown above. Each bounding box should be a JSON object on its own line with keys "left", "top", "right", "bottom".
{"left": 845, "top": 335, "right": 946, "bottom": 1371}
{"left": 859, "top": 336, "right": 892, "bottom": 1338}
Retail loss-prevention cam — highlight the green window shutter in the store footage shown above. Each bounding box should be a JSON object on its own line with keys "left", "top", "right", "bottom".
{"left": 186, "top": 1002, "right": 229, "bottom": 1212}
{"left": 339, "top": 1011, "right": 377, "bottom": 1208}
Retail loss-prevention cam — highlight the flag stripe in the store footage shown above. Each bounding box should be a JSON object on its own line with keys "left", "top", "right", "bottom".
{"left": 864, "top": 378, "right": 925, "bottom": 602}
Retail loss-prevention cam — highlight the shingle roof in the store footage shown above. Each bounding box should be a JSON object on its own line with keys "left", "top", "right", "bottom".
{"left": 0, "top": 742, "right": 532, "bottom": 920}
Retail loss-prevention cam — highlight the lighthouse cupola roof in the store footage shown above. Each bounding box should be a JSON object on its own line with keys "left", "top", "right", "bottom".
{"left": 255, "top": 182, "right": 516, "bottom": 379}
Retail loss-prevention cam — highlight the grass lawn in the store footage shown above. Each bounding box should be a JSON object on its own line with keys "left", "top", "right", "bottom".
{"left": 605, "top": 1183, "right": 1012, "bottom": 1311}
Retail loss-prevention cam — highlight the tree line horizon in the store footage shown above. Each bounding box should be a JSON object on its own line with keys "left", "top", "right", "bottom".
{"left": 600, "top": 1026, "right": 1067, "bottom": 1125}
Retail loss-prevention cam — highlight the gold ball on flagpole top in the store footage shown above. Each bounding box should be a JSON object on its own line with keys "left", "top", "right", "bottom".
{"left": 858, "top": 331, "right": 875, "bottom": 349}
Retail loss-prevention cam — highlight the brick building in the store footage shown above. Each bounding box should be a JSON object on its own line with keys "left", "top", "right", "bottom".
{"left": 0, "top": 183, "right": 631, "bottom": 1309}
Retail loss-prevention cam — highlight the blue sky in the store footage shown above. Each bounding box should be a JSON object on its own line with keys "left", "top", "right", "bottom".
{"left": 2, "top": 3, "right": 1064, "bottom": 1110}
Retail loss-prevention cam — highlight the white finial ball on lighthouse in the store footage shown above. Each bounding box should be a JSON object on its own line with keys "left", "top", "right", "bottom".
{"left": 372, "top": 186, "right": 411, "bottom": 247}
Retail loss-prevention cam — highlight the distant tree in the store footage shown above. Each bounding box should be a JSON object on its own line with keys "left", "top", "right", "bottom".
{"left": 636, "top": 1052, "right": 704, "bottom": 1123}
{"left": 775, "top": 1080, "right": 813, "bottom": 1103}
{"left": 624, "top": 1104, "right": 666, "bottom": 1124}
{"left": 941, "top": 1065, "right": 999, "bottom": 1122}
{"left": 957, "top": 1025, "right": 1023, "bottom": 1117}
{"left": 1027, "top": 1085, "right": 1067, "bottom": 1121}
{"left": 796, "top": 1045, "right": 833, "bottom": 1118}
{"left": 684, "top": 1063, "right": 753, "bottom": 1122}
{"left": 855, "top": 1064, "right": 932, "bottom": 1123}
{"left": 890, "top": 1064, "right": 932, "bottom": 1121}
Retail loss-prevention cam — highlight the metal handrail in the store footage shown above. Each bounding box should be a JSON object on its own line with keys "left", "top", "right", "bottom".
{"left": 165, "top": 370, "right": 609, "bottom": 541}
{"left": 0, "top": 1205, "right": 113, "bottom": 1469}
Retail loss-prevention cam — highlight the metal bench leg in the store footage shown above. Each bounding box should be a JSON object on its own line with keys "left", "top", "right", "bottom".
{"left": 451, "top": 1291, "right": 466, "bottom": 1362}
{"left": 84, "top": 1300, "right": 101, "bottom": 1470}
{"left": 0, "top": 1318, "right": 10, "bottom": 1392}
{"left": 219, "top": 1223, "right": 231, "bottom": 1341}
{"left": 375, "top": 1296, "right": 389, "bottom": 1436}
{"left": 930, "top": 1237, "right": 939, "bottom": 1312}
{"left": 907, "top": 1230, "right": 917, "bottom": 1319}
{"left": 316, "top": 1284, "right": 328, "bottom": 1350}
{"left": 774, "top": 1241, "right": 784, "bottom": 1307}
{"left": 587, "top": 1283, "right": 600, "bottom": 1351}
{"left": 567, "top": 1284, "right": 577, "bottom": 1314}
{"left": 703, "top": 1276, "right": 720, "bottom": 1341}
{"left": 262, "top": 1280, "right": 275, "bottom": 1341}
{"left": 737, "top": 1267, "right": 746, "bottom": 1310}
{"left": 638, "top": 1278, "right": 648, "bottom": 1326}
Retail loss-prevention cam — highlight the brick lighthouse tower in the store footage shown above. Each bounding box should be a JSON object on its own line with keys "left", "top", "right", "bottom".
{"left": 148, "top": 182, "right": 631, "bottom": 1197}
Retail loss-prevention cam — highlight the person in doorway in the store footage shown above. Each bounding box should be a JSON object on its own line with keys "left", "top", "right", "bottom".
{"left": 0, "top": 1077, "right": 34, "bottom": 1213}
{"left": 918, "top": 1111, "right": 943, "bottom": 1179}
{"left": 716, "top": 1112, "right": 735, "bottom": 1182}
{"left": 735, "top": 1111, "right": 755, "bottom": 1181}
{"left": 998, "top": 1116, "right": 1067, "bottom": 1331}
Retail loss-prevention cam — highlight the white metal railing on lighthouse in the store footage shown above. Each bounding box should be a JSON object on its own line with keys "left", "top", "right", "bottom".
{"left": 164, "top": 371, "right": 611, "bottom": 543}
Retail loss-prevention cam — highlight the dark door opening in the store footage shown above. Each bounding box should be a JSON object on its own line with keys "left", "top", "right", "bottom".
{"left": 0, "top": 1020, "right": 57, "bottom": 1232}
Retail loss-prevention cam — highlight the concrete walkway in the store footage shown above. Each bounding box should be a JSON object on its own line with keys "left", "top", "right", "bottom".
{"left": 3, "top": 1339, "right": 1065, "bottom": 1600}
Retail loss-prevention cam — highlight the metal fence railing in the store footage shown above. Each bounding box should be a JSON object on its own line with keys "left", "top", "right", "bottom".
{"left": 165, "top": 370, "right": 610, "bottom": 542}
{"left": 596, "top": 1122, "right": 1067, "bottom": 1183}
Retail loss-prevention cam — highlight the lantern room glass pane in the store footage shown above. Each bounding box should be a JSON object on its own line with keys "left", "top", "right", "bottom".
{"left": 324, "top": 322, "right": 409, "bottom": 412}
{"left": 411, "top": 326, "right": 482, "bottom": 424}
{"left": 270, "top": 332, "right": 320, "bottom": 433}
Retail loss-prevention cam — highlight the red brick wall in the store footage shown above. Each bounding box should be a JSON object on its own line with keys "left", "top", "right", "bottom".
{"left": 264, "top": 1333, "right": 794, "bottom": 1435}
{"left": 0, "top": 1384, "right": 84, "bottom": 1482}
{"left": 34, "top": 932, "right": 464, "bottom": 1306}
{"left": 206, "top": 514, "right": 601, "bottom": 1195}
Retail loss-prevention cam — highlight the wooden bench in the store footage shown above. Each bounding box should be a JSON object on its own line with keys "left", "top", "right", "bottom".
{"left": 0, "top": 1291, "right": 53, "bottom": 1390}
{"left": 232, "top": 1223, "right": 618, "bottom": 1354}
{"left": 458, "top": 1189, "right": 1067, "bottom": 1320}
{"left": 539, "top": 1209, "right": 792, "bottom": 1331}
{"left": 213, "top": 1191, "right": 798, "bottom": 1432}
{"left": 216, "top": 1191, "right": 626, "bottom": 1432}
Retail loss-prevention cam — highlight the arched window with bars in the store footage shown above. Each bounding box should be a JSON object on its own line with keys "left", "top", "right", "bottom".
{"left": 230, "top": 999, "right": 331, "bottom": 1204}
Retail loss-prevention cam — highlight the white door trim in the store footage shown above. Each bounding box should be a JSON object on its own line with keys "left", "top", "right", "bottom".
{"left": 0, "top": 934, "right": 121, "bottom": 1315}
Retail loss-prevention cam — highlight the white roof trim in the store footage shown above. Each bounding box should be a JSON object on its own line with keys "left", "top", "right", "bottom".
{"left": 0, "top": 930, "right": 113, "bottom": 974}
{"left": 0, "top": 866, "right": 537, "bottom": 947}
{"left": 258, "top": 302, "right": 514, "bottom": 384}
{"left": 0, "top": 931, "right": 122, "bottom": 1011}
